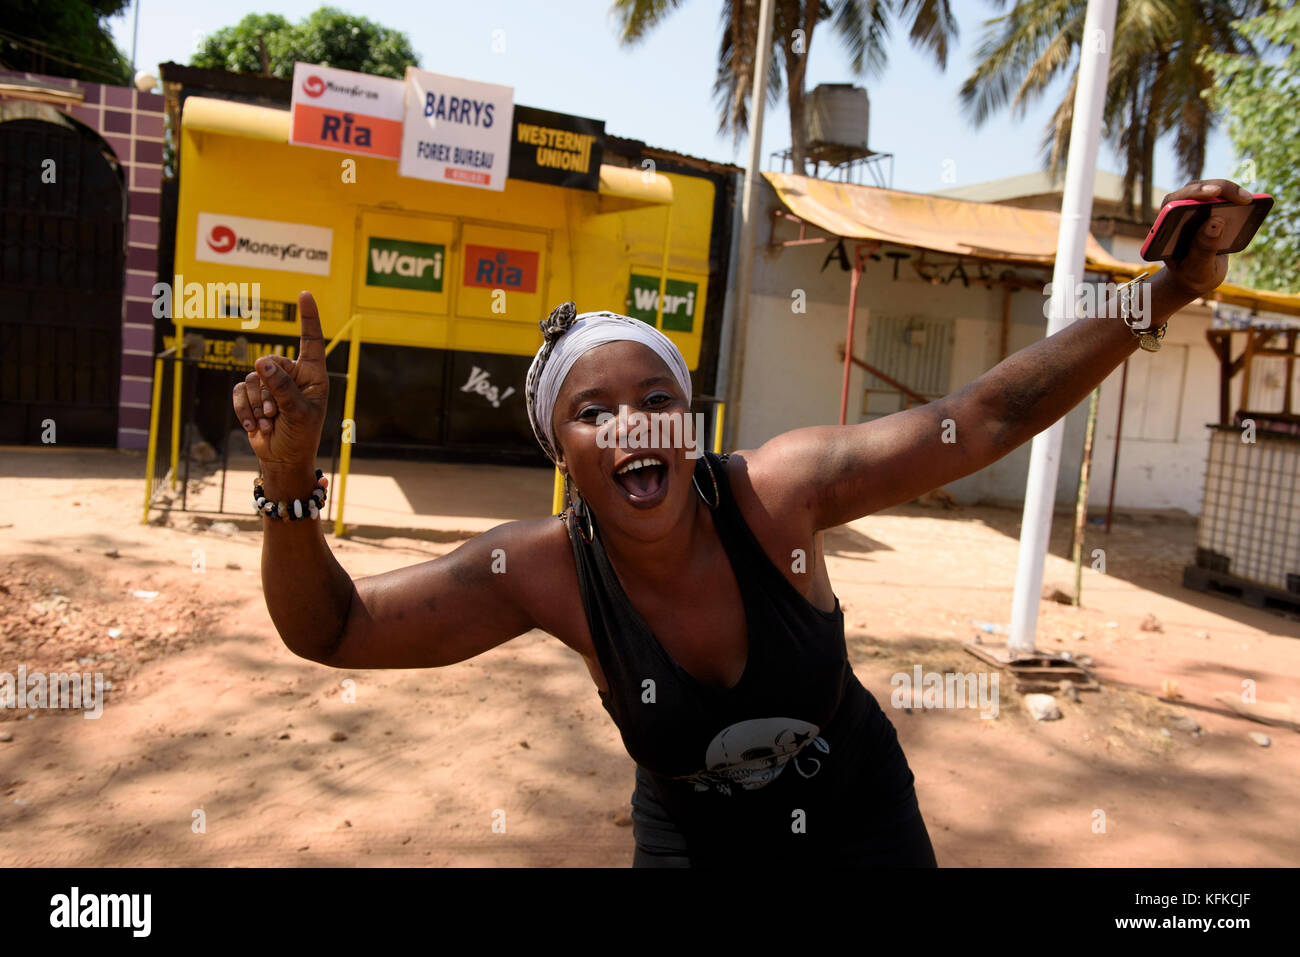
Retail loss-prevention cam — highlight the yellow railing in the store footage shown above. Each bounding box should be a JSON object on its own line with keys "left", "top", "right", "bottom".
{"left": 141, "top": 348, "right": 174, "bottom": 524}
{"left": 323, "top": 314, "right": 363, "bottom": 538}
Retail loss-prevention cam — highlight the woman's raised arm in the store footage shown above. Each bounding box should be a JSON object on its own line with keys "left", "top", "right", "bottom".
{"left": 232, "top": 292, "right": 544, "bottom": 669}
{"left": 742, "top": 179, "right": 1254, "bottom": 533}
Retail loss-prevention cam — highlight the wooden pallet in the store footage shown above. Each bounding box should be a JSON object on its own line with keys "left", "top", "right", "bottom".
{"left": 1182, "top": 565, "right": 1300, "bottom": 619}
{"left": 962, "top": 641, "right": 1100, "bottom": 691}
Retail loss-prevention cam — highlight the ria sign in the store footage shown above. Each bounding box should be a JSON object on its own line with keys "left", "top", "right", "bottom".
{"left": 194, "top": 212, "right": 333, "bottom": 276}
{"left": 290, "top": 62, "right": 403, "bottom": 159}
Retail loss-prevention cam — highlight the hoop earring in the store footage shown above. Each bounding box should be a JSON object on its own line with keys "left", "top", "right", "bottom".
{"left": 564, "top": 474, "right": 595, "bottom": 544}
{"left": 692, "top": 453, "right": 720, "bottom": 510}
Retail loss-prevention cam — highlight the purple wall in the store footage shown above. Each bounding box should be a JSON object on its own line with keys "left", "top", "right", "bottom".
{"left": 1, "top": 71, "right": 165, "bottom": 451}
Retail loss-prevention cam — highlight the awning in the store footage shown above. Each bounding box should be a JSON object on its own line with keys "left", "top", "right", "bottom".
{"left": 181, "top": 96, "right": 675, "bottom": 212}
{"left": 596, "top": 163, "right": 674, "bottom": 211}
{"left": 766, "top": 171, "right": 1300, "bottom": 317}
{"left": 182, "top": 95, "right": 290, "bottom": 142}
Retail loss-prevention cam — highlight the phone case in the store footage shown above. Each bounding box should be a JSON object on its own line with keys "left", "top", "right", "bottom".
{"left": 1140, "top": 193, "right": 1273, "bottom": 262}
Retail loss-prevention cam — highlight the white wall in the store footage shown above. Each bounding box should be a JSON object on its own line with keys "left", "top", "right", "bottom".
{"left": 733, "top": 179, "right": 1222, "bottom": 515}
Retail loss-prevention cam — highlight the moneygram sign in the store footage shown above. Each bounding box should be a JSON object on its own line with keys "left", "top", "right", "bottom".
{"left": 366, "top": 236, "right": 445, "bottom": 292}
{"left": 195, "top": 212, "right": 332, "bottom": 276}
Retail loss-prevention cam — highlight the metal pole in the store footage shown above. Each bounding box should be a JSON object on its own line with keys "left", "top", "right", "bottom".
{"left": 1072, "top": 386, "right": 1100, "bottom": 605}
{"left": 333, "top": 316, "right": 363, "bottom": 538}
{"left": 714, "top": 171, "right": 746, "bottom": 445}
{"left": 841, "top": 254, "right": 865, "bottom": 424}
{"left": 1007, "top": 0, "right": 1117, "bottom": 657}
{"left": 721, "top": 0, "right": 776, "bottom": 452}
{"left": 131, "top": 0, "right": 141, "bottom": 73}
{"left": 1105, "top": 359, "right": 1129, "bottom": 533}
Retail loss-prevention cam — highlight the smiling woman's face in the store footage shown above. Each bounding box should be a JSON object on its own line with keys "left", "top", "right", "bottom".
{"left": 551, "top": 339, "right": 697, "bottom": 537}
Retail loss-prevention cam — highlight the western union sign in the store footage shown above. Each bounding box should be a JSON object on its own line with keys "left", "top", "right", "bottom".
{"left": 508, "top": 105, "right": 604, "bottom": 191}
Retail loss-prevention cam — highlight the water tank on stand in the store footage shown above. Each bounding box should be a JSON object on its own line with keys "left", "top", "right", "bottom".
{"left": 804, "top": 83, "right": 870, "bottom": 163}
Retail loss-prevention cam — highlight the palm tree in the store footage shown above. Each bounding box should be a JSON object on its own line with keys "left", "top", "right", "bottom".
{"left": 959, "top": 0, "right": 1268, "bottom": 222}
{"left": 612, "top": 0, "right": 959, "bottom": 175}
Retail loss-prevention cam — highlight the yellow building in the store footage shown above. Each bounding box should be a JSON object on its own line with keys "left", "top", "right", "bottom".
{"left": 164, "top": 92, "right": 732, "bottom": 465}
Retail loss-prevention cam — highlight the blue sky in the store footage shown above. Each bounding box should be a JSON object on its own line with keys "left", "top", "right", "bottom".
{"left": 110, "top": 0, "right": 1235, "bottom": 195}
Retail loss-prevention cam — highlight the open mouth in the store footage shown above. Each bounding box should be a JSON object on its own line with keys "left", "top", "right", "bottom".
{"left": 613, "top": 454, "right": 668, "bottom": 502}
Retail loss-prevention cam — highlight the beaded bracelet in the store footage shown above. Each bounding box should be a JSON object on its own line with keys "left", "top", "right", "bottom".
{"left": 253, "top": 468, "right": 328, "bottom": 520}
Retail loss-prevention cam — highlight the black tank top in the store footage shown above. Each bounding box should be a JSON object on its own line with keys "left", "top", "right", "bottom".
{"left": 565, "top": 450, "right": 883, "bottom": 860}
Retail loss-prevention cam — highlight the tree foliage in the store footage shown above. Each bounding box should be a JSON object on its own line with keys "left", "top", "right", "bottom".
{"left": 0, "top": 0, "right": 132, "bottom": 85}
{"left": 190, "top": 6, "right": 419, "bottom": 79}
{"left": 612, "top": 0, "right": 955, "bottom": 174}
{"left": 1202, "top": 0, "right": 1300, "bottom": 293}
{"left": 960, "top": 1, "right": 1270, "bottom": 223}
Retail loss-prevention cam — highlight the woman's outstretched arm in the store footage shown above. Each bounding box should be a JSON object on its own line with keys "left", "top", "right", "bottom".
{"left": 743, "top": 179, "right": 1253, "bottom": 532}
{"left": 234, "top": 293, "right": 542, "bottom": 670}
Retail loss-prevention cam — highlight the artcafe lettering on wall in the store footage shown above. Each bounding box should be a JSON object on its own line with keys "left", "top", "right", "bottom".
{"left": 168, "top": 62, "right": 726, "bottom": 462}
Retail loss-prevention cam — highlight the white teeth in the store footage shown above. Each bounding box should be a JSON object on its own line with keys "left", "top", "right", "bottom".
{"left": 616, "top": 457, "right": 664, "bottom": 475}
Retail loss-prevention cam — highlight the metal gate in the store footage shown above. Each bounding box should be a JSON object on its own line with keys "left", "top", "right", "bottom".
{"left": 0, "top": 114, "right": 124, "bottom": 446}
{"left": 860, "top": 315, "right": 954, "bottom": 419}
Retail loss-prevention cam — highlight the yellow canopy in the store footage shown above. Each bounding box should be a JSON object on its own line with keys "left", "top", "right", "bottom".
{"left": 765, "top": 171, "right": 1300, "bottom": 317}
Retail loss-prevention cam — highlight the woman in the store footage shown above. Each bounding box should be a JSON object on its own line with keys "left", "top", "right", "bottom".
{"left": 232, "top": 179, "right": 1251, "bottom": 867}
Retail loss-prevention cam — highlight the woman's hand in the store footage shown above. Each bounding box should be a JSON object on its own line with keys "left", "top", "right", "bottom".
{"left": 232, "top": 290, "right": 329, "bottom": 469}
{"left": 1158, "top": 178, "right": 1255, "bottom": 299}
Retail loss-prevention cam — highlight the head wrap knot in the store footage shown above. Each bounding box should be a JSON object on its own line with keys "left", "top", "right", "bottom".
{"left": 539, "top": 301, "right": 579, "bottom": 344}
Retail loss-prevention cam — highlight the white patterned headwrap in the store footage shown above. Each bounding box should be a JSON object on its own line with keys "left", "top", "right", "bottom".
{"left": 525, "top": 301, "right": 692, "bottom": 463}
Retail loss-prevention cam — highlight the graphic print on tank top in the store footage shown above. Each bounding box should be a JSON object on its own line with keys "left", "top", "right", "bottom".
{"left": 678, "top": 715, "right": 831, "bottom": 795}
{"left": 565, "top": 450, "right": 851, "bottom": 803}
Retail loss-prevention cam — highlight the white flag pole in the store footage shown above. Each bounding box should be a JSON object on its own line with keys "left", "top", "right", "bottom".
{"left": 1008, "top": 0, "right": 1118, "bottom": 657}
{"left": 721, "top": 0, "right": 776, "bottom": 451}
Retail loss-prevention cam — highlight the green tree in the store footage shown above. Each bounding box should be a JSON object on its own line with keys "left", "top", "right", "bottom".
{"left": 0, "top": 0, "right": 132, "bottom": 85}
{"left": 613, "top": 0, "right": 957, "bottom": 175}
{"left": 190, "top": 6, "right": 419, "bottom": 79}
{"left": 1203, "top": 0, "right": 1299, "bottom": 292}
{"left": 960, "top": 0, "right": 1269, "bottom": 224}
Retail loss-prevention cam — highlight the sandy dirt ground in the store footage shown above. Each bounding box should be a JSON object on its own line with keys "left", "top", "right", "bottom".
{"left": 1, "top": 446, "right": 1297, "bottom": 867}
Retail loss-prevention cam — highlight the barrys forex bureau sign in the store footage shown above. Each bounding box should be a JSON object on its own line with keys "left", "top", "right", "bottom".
{"left": 400, "top": 69, "right": 513, "bottom": 191}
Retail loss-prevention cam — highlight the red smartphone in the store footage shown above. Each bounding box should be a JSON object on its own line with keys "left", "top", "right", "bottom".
{"left": 1140, "top": 193, "right": 1273, "bottom": 262}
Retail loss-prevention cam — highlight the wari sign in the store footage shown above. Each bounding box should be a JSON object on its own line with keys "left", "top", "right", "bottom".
{"left": 289, "top": 63, "right": 404, "bottom": 159}
{"left": 509, "top": 105, "right": 604, "bottom": 191}
{"left": 195, "top": 212, "right": 333, "bottom": 276}
{"left": 365, "top": 236, "right": 446, "bottom": 292}
{"left": 399, "top": 67, "right": 514, "bottom": 191}
{"left": 627, "top": 273, "right": 699, "bottom": 332}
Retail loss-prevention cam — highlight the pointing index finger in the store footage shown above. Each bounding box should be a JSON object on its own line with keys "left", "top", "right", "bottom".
{"left": 297, "top": 290, "right": 326, "bottom": 366}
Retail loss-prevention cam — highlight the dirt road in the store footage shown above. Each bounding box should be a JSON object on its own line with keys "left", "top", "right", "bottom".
{"left": 2, "top": 448, "right": 1296, "bottom": 866}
